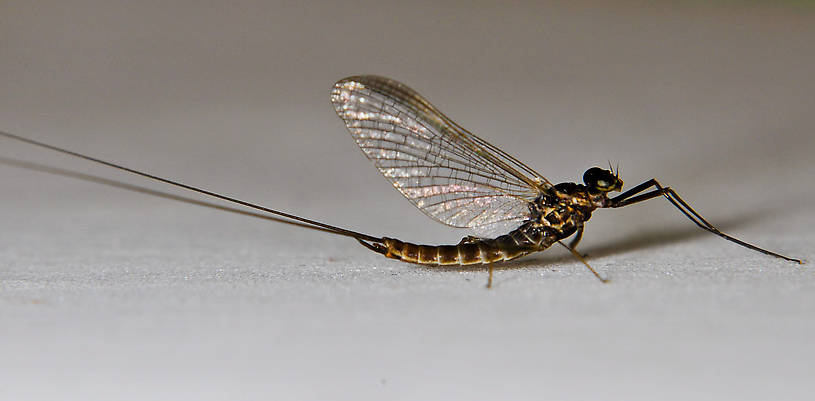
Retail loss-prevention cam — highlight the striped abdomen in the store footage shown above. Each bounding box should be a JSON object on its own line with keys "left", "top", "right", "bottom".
{"left": 380, "top": 223, "right": 557, "bottom": 266}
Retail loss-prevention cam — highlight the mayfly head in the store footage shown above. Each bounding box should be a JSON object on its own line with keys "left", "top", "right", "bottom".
{"left": 583, "top": 167, "right": 623, "bottom": 194}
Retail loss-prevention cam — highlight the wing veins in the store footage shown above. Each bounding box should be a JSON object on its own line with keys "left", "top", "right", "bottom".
{"left": 357, "top": 147, "right": 531, "bottom": 192}
{"left": 352, "top": 85, "right": 531, "bottom": 182}
{"left": 361, "top": 82, "right": 546, "bottom": 190}
{"left": 352, "top": 101, "right": 510, "bottom": 179}
{"left": 356, "top": 139, "right": 507, "bottom": 180}
{"left": 331, "top": 75, "right": 542, "bottom": 230}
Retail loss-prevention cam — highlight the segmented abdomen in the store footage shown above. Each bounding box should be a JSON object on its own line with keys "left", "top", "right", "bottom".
{"left": 381, "top": 223, "right": 555, "bottom": 266}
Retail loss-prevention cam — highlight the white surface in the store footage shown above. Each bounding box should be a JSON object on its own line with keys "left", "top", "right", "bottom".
{"left": 2, "top": 1, "right": 814, "bottom": 400}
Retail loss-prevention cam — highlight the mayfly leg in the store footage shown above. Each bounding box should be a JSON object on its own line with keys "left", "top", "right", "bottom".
{"left": 568, "top": 225, "right": 584, "bottom": 250}
{"left": 557, "top": 241, "right": 609, "bottom": 283}
{"left": 608, "top": 178, "right": 803, "bottom": 264}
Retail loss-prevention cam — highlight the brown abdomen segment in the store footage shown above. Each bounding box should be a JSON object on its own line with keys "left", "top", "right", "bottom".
{"left": 381, "top": 234, "right": 544, "bottom": 266}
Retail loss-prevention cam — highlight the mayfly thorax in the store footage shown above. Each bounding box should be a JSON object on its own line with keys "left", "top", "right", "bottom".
{"left": 1, "top": 75, "right": 803, "bottom": 287}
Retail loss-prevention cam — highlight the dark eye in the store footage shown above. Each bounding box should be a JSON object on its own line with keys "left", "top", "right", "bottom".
{"left": 583, "top": 167, "right": 617, "bottom": 192}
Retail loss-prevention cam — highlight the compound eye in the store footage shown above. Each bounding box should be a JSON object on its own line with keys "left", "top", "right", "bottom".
{"left": 583, "top": 167, "right": 616, "bottom": 192}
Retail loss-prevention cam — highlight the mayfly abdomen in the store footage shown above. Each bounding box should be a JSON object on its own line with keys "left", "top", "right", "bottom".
{"left": 382, "top": 238, "right": 491, "bottom": 266}
{"left": 381, "top": 224, "right": 553, "bottom": 266}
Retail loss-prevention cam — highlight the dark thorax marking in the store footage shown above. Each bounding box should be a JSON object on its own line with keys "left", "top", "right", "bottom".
{"left": 531, "top": 182, "right": 602, "bottom": 239}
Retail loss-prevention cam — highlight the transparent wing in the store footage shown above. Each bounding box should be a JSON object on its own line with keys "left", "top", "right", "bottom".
{"left": 330, "top": 75, "right": 551, "bottom": 230}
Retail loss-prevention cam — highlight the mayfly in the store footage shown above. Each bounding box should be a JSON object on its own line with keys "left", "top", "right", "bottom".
{"left": 1, "top": 75, "right": 802, "bottom": 287}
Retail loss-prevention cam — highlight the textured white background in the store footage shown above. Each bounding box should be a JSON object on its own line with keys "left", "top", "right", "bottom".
{"left": 2, "top": 1, "right": 814, "bottom": 400}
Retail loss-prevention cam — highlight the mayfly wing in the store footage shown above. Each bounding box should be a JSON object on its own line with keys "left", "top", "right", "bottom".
{"left": 330, "top": 75, "right": 551, "bottom": 232}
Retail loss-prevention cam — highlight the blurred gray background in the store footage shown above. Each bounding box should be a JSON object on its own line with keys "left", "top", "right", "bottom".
{"left": 1, "top": 1, "right": 814, "bottom": 400}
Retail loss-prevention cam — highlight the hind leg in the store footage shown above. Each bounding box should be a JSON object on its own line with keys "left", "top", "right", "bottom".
{"left": 557, "top": 240, "right": 609, "bottom": 283}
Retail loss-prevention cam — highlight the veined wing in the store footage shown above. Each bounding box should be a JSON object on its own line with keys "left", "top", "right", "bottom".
{"left": 330, "top": 75, "right": 551, "bottom": 230}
